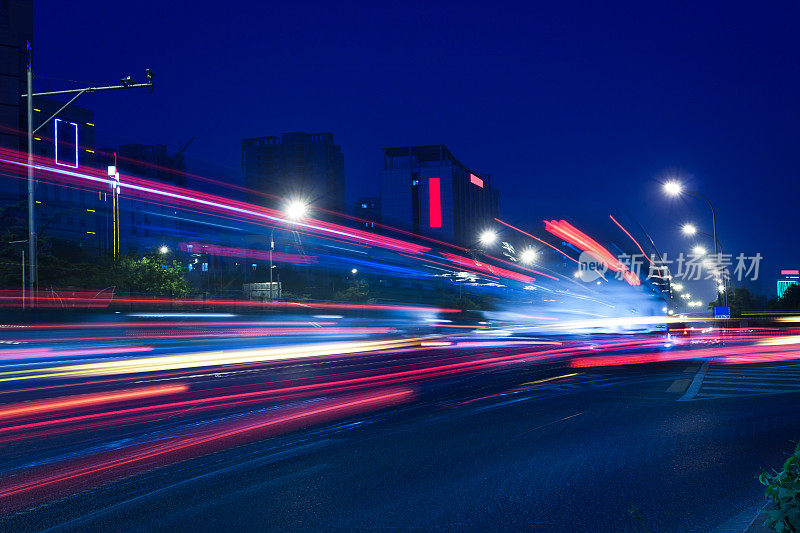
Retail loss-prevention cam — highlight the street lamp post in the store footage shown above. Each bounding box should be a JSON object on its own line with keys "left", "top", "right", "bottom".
{"left": 664, "top": 181, "right": 726, "bottom": 306}
{"left": 478, "top": 230, "right": 498, "bottom": 248}
{"left": 25, "top": 47, "right": 33, "bottom": 308}
{"left": 269, "top": 200, "right": 309, "bottom": 300}
{"left": 683, "top": 224, "right": 729, "bottom": 306}
{"left": 8, "top": 240, "right": 27, "bottom": 309}
{"left": 20, "top": 59, "right": 153, "bottom": 307}
{"left": 269, "top": 228, "right": 275, "bottom": 301}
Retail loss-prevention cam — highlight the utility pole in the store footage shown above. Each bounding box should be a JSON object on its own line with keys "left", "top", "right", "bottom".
{"left": 25, "top": 42, "right": 34, "bottom": 307}
{"left": 21, "top": 67, "right": 154, "bottom": 308}
{"left": 269, "top": 228, "right": 274, "bottom": 300}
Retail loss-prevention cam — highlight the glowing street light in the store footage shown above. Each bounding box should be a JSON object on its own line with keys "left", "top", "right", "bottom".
{"left": 661, "top": 179, "right": 725, "bottom": 307}
{"left": 663, "top": 180, "right": 683, "bottom": 197}
{"left": 692, "top": 245, "right": 707, "bottom": 256}
{"left": 672, "top": 283, "right": 684, "bottom": 291}
{"left": 159, "top": 245, "right": 169, "bottom": 254}
{"left": 268, "top": 199, "right": 311, "bottom": 301}
{"left": 681, "top": 223, "right": 697, "bottom": 236}
{"left": 351, "top": 268, "right": 358, "bottom": 275}
{"left": 285, "top": 199, "right": 308, "bottom": 221}
{"left": 479, "top": 230, "right": 498, "bottom": 246}
{"left": 519, "top": 248, "right": 537, "bottom": 265}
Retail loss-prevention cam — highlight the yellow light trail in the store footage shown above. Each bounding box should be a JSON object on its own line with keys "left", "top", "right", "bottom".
{"left": 0, "top": 338, "right": 425, "bottom": 382}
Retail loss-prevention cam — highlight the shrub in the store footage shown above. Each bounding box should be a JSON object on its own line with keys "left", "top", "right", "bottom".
{"left": 759, "top": 442, "right": 800, "bottom": 532}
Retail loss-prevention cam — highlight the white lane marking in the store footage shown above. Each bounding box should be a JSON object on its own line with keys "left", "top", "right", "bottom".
{"left": 678, "top": 360, "right": 710, "bottom": 401}
{"left": 701, "top": 386, "right": 800, "bottom": 393}
{"left": 703, "top": 381, "right": 800, "bottom": 388}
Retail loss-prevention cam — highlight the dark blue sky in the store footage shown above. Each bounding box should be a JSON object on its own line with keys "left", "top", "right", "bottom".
{"left": 37, "top": 1, "right": 799, "bottom": 296}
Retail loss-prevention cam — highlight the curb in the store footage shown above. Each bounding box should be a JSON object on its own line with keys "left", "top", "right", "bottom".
{"left": 743, "top": 502, "right": 773, "bottom": 533}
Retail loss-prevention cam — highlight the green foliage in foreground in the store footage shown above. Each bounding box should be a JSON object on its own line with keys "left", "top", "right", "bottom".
{"left": 760, "top": 442, "right": 800, "bottom": 532}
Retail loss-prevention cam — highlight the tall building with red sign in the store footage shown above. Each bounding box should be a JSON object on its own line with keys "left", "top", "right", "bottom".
{"left": 379, "top": 145, "right": 498, "bottom": 247}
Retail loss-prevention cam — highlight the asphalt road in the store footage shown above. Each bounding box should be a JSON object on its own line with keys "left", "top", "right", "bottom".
{"left": 0, "top": 321, "right": 798, "bottom": 532}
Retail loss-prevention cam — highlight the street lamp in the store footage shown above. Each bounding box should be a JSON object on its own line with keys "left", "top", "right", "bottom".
{"left": 479, "top": 230, "right": 498, "bottom": 247}
{"left": 680, "top": 223, "right": 729, "bottom": 307}
{"left": 285, "top": 200, "right": 308, "bottom": 221}
{"left": 8, "top": 240, "right": 27, "bottom": 309}
{"left": 270, "top": 200, "right": 309, "bottom": 300}
{"left": 662, "top": 179, "right": 724, "bottom": 305}
{"left": 692, "top": 245, "right": 707, "bottom": 256}
{"left": 159, "top": 245, "right": 169, "bottom": 255}
{"left": 351, "top": 268, "right": 358, "bottom": 275}
{"left": 663, "top": 181, "right": 683, "bottom": 196}
{"left": 519, "top": 248, "right": 537, "bottom": 265}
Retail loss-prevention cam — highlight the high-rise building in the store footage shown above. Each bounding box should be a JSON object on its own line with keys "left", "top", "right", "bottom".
{"left": 0, "top": 0, "right": 31, "bottom": 153}
{"left": 0, "top": 2, "right": 110, "bottom": 256}
{"left": 116, "top": 144, "right": 186, "bottom": 187}
{"left": 354, "top": 196, "right": 380, "bottom": 230}
{"left": 28, "top": 97, "right": 109, "bottom": 253}
{"left": 380, "top": 145, "right": 499, "bottom": 247}
{"left": 777, "top": 269, "right": 800, "bottom": 298}
{"left": 242, "top": 132, "right": 345, "bottom": 212}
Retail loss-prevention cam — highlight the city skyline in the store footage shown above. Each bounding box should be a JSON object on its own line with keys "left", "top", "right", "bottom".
{"left": 29, "top": 1, "right": 800, "bottom": 296}
{"left": 0, "top": 4, "right": 799, "bottom": 532}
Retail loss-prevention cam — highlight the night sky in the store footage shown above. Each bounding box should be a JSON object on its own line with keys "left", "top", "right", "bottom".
{"left": 36, "top": 1, "right": 800, "bottom": 298}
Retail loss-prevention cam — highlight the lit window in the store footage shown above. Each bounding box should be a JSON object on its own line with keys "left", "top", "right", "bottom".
{"left": 201, "top": 262, "right": 208, "bottom": 272}
{"left": 412, "top": 179, "right": 420, "bottom": 186}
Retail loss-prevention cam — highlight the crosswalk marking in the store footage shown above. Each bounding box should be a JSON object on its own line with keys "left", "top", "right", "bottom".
{"left": 679, "top": 361, "right": 800, "bottom": 401}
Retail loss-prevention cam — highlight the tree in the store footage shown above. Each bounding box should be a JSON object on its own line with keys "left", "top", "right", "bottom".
{"left": 111, "top": 254, "right": 191, "bottom": 296}
{"left": 332, "top": 278, "right": 373, "bottom": 303}
{"left": 709, "top": 286, "right": 767, "bottom": 317}
{"left": 773, "top": 284, "right": 800, "bottom": 311}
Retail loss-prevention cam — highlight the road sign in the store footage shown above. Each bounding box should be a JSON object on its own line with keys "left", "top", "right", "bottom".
{"left": 714, "top": 306, "right": 731, "bottom": 319}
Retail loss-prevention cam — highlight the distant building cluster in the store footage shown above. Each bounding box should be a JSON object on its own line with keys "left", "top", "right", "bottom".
{"left": 777, "top": 269, "right": 799, "bottom": 298}
{"left": 242, "top": 132, "right": 345, "bottom": 213}
{"left": 0, "top": 0, "right": 504, "bottom": 283}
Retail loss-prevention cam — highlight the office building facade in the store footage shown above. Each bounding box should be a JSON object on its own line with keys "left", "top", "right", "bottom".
{"left": 242, "top": 132, "right": 345, "bottom": 213}
{"left": 1, "top": 3, "right": 110, "bottom": 256}
{"left": 777, "top": 269, "right": 800, "bottom": 298}
{"left": 380, "top": 145, "right": 499, "bottom": 247}
{"left": 29, "top": 97, "right": 109, "bottom": 253}
{"left": 0, "top": 0, "right": 31, "bottom": 152}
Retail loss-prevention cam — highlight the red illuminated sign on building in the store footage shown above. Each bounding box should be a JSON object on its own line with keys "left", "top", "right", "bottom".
{"left": 429, "top": 177, "right": 441, "bottom": 228}
{"left": 781, "top": 270, "right": 799, "bottom": 276}
{"left": 470, "top": 173, "right": 484, "bottom": 187}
